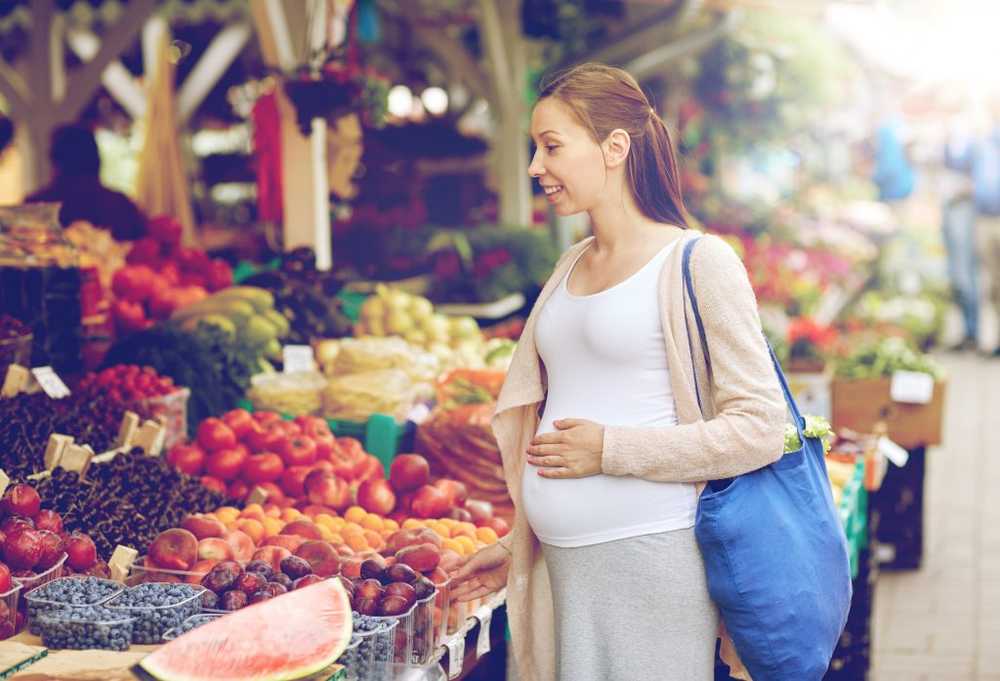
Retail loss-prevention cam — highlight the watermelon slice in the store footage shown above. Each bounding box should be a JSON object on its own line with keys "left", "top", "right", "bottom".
{"left": 139, "top": 578, "right": 353, "bottom": 681}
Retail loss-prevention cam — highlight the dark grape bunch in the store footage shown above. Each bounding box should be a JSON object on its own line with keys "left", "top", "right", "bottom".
{"left": 25, "top": 576, "right": 123, "bottom": 634}
{"left": 108, "top": 583, "right": 203, "bottom": 644}
{"left": 37, "top": 605, "right": 134, "bottom": 651}
{"left": 33, "top": 450, "right": 230, "bottom": 558}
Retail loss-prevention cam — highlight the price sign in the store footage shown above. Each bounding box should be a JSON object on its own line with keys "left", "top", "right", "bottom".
{"left": 446, "top": 636, "right": 465, "bottom": 679}
{"left": 476, "top": 608, "right": 493, "bottom": 657}
{"left": 32, "top": 367, "right": 70, "bottom": 399}
{"left": 283, "top": 345, "right": 316, "bottom": 373}
{"left": 890, "top": 371, "right": 934, "bottom": 405}
{"left": 0, "top": 469, "right": 8, "bottom": 498}
{"left": 878, "top": 436, "right": 910, "bottom": 468}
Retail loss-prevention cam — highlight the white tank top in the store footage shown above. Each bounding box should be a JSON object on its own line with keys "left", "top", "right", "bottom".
{"left": 522, "top": 239, "right": 697, "bottom": 547}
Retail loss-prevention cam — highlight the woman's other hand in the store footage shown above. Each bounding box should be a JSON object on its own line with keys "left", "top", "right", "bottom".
{"left": 527, "top": 418, "right": 605, "bottom": 478}
{"left": 449, "top": 542, "right": 512, "bottom": 603}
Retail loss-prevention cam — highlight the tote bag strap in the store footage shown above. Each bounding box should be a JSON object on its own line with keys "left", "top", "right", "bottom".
{"left": 681, "top": 237, "right": 806, "bottom": 440}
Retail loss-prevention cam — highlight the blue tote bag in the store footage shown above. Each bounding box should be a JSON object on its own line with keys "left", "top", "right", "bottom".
{"left": 682, "top": 238, "right": 852, "bottom": 681}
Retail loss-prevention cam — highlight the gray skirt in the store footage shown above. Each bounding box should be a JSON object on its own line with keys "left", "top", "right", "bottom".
{"left": 540, "top": 527, "right": 719, "bottom": 681}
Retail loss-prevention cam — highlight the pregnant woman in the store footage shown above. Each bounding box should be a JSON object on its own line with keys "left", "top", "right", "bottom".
{"left": 449, "top": 63, "right": 786, "bottom": 681}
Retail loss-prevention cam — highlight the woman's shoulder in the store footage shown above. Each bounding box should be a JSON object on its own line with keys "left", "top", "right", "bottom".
{"left": 689, "top": 233, "right": 746, "bottom": 277}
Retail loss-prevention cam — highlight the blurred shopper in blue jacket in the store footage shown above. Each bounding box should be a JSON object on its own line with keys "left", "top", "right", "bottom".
{"left": 948, "top": 109, "right": 1000, "bottom": 354}
{"left": 873, "top": 119, "right": 916, "bottom": 202}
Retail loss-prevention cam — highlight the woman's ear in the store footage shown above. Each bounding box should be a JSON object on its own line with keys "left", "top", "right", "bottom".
{"left": 603, "top": 129, "right": 631, "bottom": 168}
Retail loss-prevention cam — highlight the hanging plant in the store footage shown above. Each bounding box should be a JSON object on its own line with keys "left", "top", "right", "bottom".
{"left": 283, "top": 63, "right": 389, "bottom": 135}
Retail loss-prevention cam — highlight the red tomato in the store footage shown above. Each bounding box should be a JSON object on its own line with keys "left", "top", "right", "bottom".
{"left": 242, "top": 453, "right": 285, "bottom": 484}
{"left": 256, "top": 482, "right": 285, "bottom": 506}
{"left": 280, "top": 421, "right": 303, "bottom": 438}
{"left": 295, "top": 416, "right": 332, "bottom": 439}
{"left": 197, "top": 418, "right": 237, "bottom": 452}
{"left": 253, "top": 411, "right": 283, "bottom": 425}
{"left": 166, "top": 444, "right": 206, "bottom": 476}
{"left": 337, "top": 438, "right": 365, "bottom": 461}
{"left": 200, "top": 476, "right": 227, "bottom": 495}
{"left": 313, "top": 434, "right": 336, "bottom": 460}
{"left": 205, "top": 447, "right": 249, "bottom": 481}
{"left": 280, "top": 437, "right": 317, "bottom": 467}
{"left": 246, "top": 420, "right": 287, "bottom": 454}
{"left": 228, "top": 479, "right": 250, "bottom": 501}
{"left": 221, "top": 409, "right": 254, "bottom": 438}
{"left": 280, "top": 465, "right": 313, "bottom": 498}
{"left": 354, "top": 454, "right": 384, "bottom": 482}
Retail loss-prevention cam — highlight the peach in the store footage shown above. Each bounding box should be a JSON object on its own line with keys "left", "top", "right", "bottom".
{"left": 198, "top": 537, "right": 235, "bottom": 562}
{"left": 235, "top": 518, "right": 265, "bottom": 545}
{"left": 340, "top": 555, "right": 364, "bottom": 579}
{"left": 181, "top": 514, "right": 228, "bottom": 540}
{"left": 251, "top": 546, "right": 292, "bottom": 572}
{"left": 294, "top": 540, "right": 341, "bottom": 577}
{"left": 224, "top": 529, "right": 255, "bottom": 562}
{"left": 396, "top": 543, "right": 441, "bottom": 573}
{"left": 149, "top": 528, "right": 199, "bottom": 571}
{"left": 262, "top": 534, "right": 305, "bottom": 553}
{"left": 281, "top": 520, "right": 323, "bottom": 540}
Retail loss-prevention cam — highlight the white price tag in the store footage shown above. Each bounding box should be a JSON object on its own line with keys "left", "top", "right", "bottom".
{"left": 446, "top": 636, "right": 465, "bottom": 679}
{"left": 32, "top": 366, "right": 70, "bottom": 399}
{"left": 283, "top": 345, "right": 316, "bottom": 373}
{"left": 0, "top": 469, "right": 8, "bottom": 498}
{"left": 476, "top": 609, "right": 492, "bottom": 658}
{"left": 890, "top": 370, "right": 934, "bottom": 405}
{"left": 878, "top": 436, "right": 910, "bottom": 468}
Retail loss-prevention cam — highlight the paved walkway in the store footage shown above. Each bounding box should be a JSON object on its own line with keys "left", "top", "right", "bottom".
{"left": 871, "top": 352, "right": 1000, "bottom": 681}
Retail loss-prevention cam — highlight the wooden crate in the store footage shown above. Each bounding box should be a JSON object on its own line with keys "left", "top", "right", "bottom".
{"left": 831, "top": 378, "right": 946, "bottom": 449}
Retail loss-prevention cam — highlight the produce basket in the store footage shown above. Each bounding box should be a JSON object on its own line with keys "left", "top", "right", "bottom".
{"left": 410, "top": 590, "right": 439, "bottom": 665}
{"left": 369, "top": 601, "right": 418, "bottom": 665}
{"left": 106, "top": 583, "right": 205, "bottom": 644}
{"left": 0, "top": 583, "right": 21, "bottom": 631}
{"left": 12, "top": 554, "right": 67, "bottom": 593}
{"left": 134, "top": 387, "right": 191, "bottom": 450}
{"left": 342, "top": 618, "right": 397, "bottom": 681}
{"left": 36, "top": 607, "right": 135, "bottom": 651}
{"left": 162, "top": 612, "right": 224, "bottom": 641}
{"left": 24, "top": 576, "right": 124, "bottom": 634}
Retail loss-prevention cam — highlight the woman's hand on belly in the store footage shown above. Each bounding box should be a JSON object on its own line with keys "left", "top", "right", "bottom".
{"left": 527, "top": 418, "right": 605, "bottom": 479}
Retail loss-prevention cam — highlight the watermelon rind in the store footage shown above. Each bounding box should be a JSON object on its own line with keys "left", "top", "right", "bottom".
{"left": 139, "top": 578, "right": 353, "bottom": 681}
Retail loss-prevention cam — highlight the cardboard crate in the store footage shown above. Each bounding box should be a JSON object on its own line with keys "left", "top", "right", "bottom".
{"left": 831, "top": 377, "right": 946, "bottom": 449}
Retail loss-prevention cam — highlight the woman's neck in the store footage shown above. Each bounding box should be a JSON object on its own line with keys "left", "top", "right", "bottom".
{"left": 587, "top": 195, "right": 665, "bottom": 257}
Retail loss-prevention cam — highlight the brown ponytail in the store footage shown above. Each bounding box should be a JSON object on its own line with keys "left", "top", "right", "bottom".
{"left": 538, "top": 63, "right": 690, "bottom": 227}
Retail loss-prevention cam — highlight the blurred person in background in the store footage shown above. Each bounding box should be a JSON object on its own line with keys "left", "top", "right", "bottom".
{"left": 946, "top": 99, "right": 1000, "bottom": 355}
{"left": 942, "top": 114, "right": 980, "bottom": 351}
{"left": 872, "top": 115, "right": 916, "bottom": 204}
{"left": 26, "top": 124, "right": 147, "bottom": 241}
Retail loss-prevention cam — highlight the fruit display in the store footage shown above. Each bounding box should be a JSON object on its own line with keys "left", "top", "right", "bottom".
{"left": 63, "top": 221, "right": 130, "bottom": 290}
{"left": 834, "top": 336, "right": 943, "bottom": 380}
{"left": 110, "top": 264, "right": 208, "bottom": 334}
{"left": 34, "top": 453, "right": 230, "bottom": 559}
{"left": 162, "top": 612, "right": 221, "bottom": 640}
{"left": 106, "top": 582, "right": 204, "bottom": 644}
{"left": 139, "top": 578, "right": 353, "bottom": 681}
{"left": 241, "top": 246, "right": 353, "bottom": 344}
{"left": 103, "top": 324, "right": 261, "bottom": 431}
{"left": 356, "top": 285, "right": 485, "bottom": 362}
{"left": 247, "top": 370, "right": 328, "bottom": 417}
{"left": 0, "top": 388, "right": 143, "bottom": 481}
{"left": 36, "top": 604, "right": 134, "bottom": 651}
{"left": 170, "top": 286, "right": 289, "bottom": 364}
{"left": 24, "top": 576, "right": 123, "bottom": 634}
{"left": 165, "top": 409, "right": 383, "bottom": 506}
{"left": 344, "top": 615, "right": 397, "bottom": 681}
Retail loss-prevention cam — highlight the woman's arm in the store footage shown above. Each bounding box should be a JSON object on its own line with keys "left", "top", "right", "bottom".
{"left": 601, "top": 236, "right": 787, "bottom": 483}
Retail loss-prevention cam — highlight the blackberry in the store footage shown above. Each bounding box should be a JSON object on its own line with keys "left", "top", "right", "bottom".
{"left": 36, "top": 605, "right": 133, "bottom": 651}
{"left": 107, "top": 583, "right": 203, "bottom": 644}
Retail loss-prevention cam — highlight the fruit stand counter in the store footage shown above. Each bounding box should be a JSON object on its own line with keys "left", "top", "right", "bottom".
{"left": 2, "top": 633, "right": 151, "bottom": 680}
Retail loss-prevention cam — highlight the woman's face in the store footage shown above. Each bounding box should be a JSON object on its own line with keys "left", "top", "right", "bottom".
{"left": 528, "top": 98, "right": 610, "bottom": 216}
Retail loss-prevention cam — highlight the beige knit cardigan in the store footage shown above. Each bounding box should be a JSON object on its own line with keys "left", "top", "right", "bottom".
{"left": 491, "top": 229, "right": 787, "bottom": 681}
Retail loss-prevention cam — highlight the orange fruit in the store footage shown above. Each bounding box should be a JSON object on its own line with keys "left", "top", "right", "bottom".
{"left": 262, "top": 517, "right": 284, "bottom": 537}
{"left": 214, "top": 507, "right": 240, "bottom": 524}
{"left": 441, "top": 538, "right": 464, "bottom": 555}
{"left": 454, "top": 536, "right": 477, "bottom": 556}
{"left": 363, "top": 530, "right": 385, "bottom": 551}
{"left": 315, "top": 514, "right": 339, "bottom": 530}
{"left": 475, "top": 527, "right": 499, "bottom": 544}
{"left": 318, "top": 525, "right": 335, "bottom": 542}
{"left": 362, "top": 515, "right": 384, "bottom": 532}
{"left": 402, "top": 518, "right": 424, "bottom": 530}
{"left": 450, "top": 524, "right": 476, "bottom": 540}
{"left": 344, "top": 506, "right": 367, "bottom": 524}
{"left": 265, "top": 506, "right": 282, "bottom": 519}
{"left": 428, "top": 521, "right": 451, "bottom": 538}
{"left": 235, "top": 518, "right": 265, "bottom": 545}
{"left": 327, "top": 533, "right": 345, "bottom": 545}
{"left": 281, "top": 508, "right": 303, "bottom": 523}
{"left": 383, "top": 519, "right": 400, "bottom": 532}
{"left": 439, "top": 518, "right": 459, "bottom": 528}
{"left": 346, "top": 534, "right": 369, "bottom": 552}
{"left": 342, "top": 522, "right": 365, "bottom": 537}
